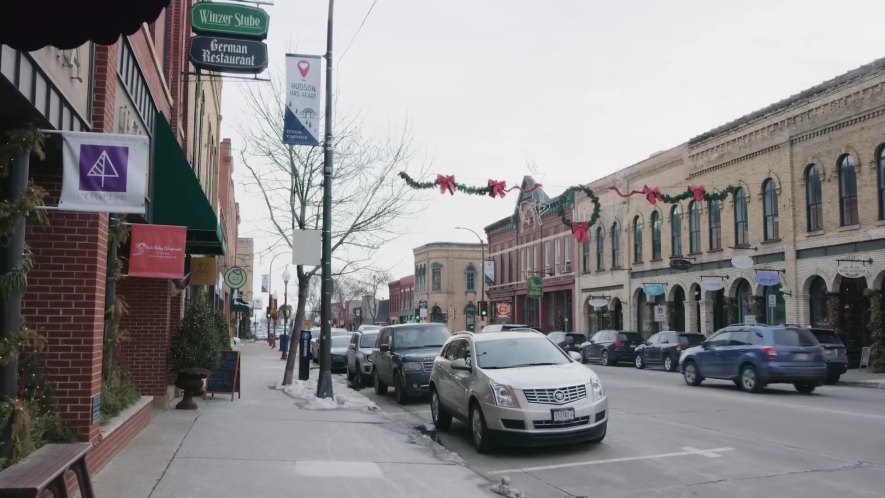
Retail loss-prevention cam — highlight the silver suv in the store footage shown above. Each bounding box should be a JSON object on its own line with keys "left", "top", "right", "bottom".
{"left": 429, "top": 331, "right": 608, "bottom": 452}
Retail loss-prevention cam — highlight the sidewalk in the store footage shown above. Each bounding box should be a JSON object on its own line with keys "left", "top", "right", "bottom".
{"left": 92, "top": 343, "right": 497, "bottom": 497}
{"left": 838, "top": 368, "right": 885, "bottom": 389}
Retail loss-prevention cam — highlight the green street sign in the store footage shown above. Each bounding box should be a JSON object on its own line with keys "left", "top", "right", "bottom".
{"left": 191, "top": 3, "right": 269, "bottom": 39}
{"left": 527, "top": 276, "right": 543, "bottom": 299}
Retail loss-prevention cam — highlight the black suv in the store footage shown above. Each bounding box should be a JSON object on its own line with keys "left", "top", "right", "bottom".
{"left": 547, "top": 331, "right": 587, "bottom": 354}
{"left": 806, "top": 327, "right": 848, "bottom": 384}
{"left": 582, "top": 330, "right": 643, "bottom": 366}
{"left": 372, "top": 323, "right": 451, "bottom": 404}
{"left": 634, "top": 331, "right": 705, "bottom": 372}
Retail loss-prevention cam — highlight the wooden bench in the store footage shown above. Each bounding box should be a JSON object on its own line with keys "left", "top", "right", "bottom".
{"left": 0, "top": 443, "right": 95, "bottom": 498}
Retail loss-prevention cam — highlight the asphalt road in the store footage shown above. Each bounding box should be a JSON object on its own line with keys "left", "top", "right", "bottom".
{"left": 348, "top": 362, "right": 885, "bottom": 498}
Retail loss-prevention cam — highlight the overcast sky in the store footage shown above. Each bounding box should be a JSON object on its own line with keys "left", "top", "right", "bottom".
{"left": 222, "top": 0, "right": 885, "bottom": 303}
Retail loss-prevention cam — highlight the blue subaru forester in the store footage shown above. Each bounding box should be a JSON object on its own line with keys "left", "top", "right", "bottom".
{"left": 680, "top": 325, "right": 827, "bottom": 393}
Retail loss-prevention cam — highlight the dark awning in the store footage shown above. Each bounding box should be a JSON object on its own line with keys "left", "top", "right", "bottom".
{"left": 152, "top": 112, "right": 226, "bottom": 256}
{"left": 0, "top": 1, "right": 170, "bottom": 51}
{"left": 231, "top": 300, "right": 252, "bottom": 315}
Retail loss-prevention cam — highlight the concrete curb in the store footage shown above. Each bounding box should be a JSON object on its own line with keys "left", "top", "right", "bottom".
{"left": 836, "top": 380, "right": 885, "bottom": 389}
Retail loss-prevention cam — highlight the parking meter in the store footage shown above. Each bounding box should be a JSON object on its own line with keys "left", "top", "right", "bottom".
{"left": 299, "top": 330, "right": 311, "bottom": 380}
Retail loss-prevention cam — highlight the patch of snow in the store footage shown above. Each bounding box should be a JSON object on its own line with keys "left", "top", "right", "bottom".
{"left": 277, "top": 379, "right": 378, "bottom": 412}
{"left": 490, "top": 477, "right": 525, "bottom": 498}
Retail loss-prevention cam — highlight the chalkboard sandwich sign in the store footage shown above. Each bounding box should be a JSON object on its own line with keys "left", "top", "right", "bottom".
{"left": 205, "top": 350, "right": 241, "bottom": 401}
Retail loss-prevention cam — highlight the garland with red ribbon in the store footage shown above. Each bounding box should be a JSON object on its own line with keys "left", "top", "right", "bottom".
{"left": 609, "top": 184, "right": 738, "bottom": 205}
{"left": 399, "top": 172, "right": 542, "bottom": 197}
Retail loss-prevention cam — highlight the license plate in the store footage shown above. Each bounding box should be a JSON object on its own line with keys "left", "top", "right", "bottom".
{"left": 793, "top": 353, "right": 810, "bottom": 361}
{"left": 552, "top": 408, "right": 575, "bottom": 422}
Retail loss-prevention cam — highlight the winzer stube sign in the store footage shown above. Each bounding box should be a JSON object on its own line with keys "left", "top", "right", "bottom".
{"left": 191, "top": 2, "right": 269, "bottom": 39}
{"left": 189, "top": 36, "right": 268, "bottom": 74}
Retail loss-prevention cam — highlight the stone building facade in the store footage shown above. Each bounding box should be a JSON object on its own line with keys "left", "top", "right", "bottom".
{"left": 574, "top": 58, "right": 885, "bottom": 366}
{"left": 414, "top": 243, "right": 483, "bottom": 331}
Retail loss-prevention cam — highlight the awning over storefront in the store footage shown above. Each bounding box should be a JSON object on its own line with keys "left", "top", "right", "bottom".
{"left": 231, "top": 301, "right": 252, "bottom": 315}
{"left": 152, "top": 113, "right": 226, "bottom": 256}
{"left": 1, "top": 1, "right": 170, "bottom": 51}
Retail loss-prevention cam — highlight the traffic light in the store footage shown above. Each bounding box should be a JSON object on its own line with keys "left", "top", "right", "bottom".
{"left": 479, "top": 301, "right": 488, "bottom": 317}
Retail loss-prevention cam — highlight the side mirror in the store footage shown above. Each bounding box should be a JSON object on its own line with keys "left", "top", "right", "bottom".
{"left": 701, "top": 342, "right": 710, "bottom": 350}
{"left": 380, "top": 343, "right": 390, "bottom": 353}
{"left": 568, "top": 351, "right": 582, "bottom": 362}
{"left": 451, "top": 358, "right": 472, "bottom": 371}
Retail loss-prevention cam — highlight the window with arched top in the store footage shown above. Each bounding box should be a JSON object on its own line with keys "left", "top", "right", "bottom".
{"left": 596, "top": 226, "right": 605, "bottom": 271}
{"left": 465, "top": 264, "right": 476, "bottom": 292}
{"left": 878, "top": 146, "right": 885, "bottom": 220}
{"left": 431, "top": 263, "right": 443, "bottom": 292}
{"left": 805, "top": 164, "right": 823, "bottom": 232}
{"left": 838, "top": 155, "right": 858, "bottom": 226}
{"left": 671, "top": 205, "right": 682, "bottom": 257}
{"left": 763, "top": 178, "right": 779, "bottom": 240}
{"left": 688, "top": 201, "right": 700, "bottom": 254}
{"left": 611, "top": 222, "right": 621, "bottom": 268}
{"left": 734, "top": 187, "right": 748, "bottom": 246}
{"left": 708, "top": 199, "right": 721, "bottom": 250}
{"left": 651, "top": 211, "right": 662, "bottom": 260}
{"left": 633, "top": 216, "right": 643, "bottom": 263}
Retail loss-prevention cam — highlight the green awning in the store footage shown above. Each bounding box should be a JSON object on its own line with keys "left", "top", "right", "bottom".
{"left": 231, "top": 302, "right": 251, "bottom": 315}
{"left": 152, "top": 112, "right": 226, "bottom": 255}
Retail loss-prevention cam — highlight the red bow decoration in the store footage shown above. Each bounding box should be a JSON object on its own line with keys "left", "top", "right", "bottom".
{"left": 642, "top": 185, "right": 662, "bottom": 205}
{"left": 571, "top": 223, "right": 590, "bottom": 243}
{"left": 488, "top": 179, "right": 507, "bottom": 198}
{"left": 437, "top": 174, "right": 455, "bottom": 195}
{"left": 688, "top": 185, "right": 706, "bottom": 203}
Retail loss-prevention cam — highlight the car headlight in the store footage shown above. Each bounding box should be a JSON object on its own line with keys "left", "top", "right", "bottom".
{"left": 589, "top": 374, "right": 605, "bottom": 400}
{"left": 489, "top": 382, "right": 518, "bottom": 408}
{"left": 402, "top": 361, "right": 424, "bottom": 372}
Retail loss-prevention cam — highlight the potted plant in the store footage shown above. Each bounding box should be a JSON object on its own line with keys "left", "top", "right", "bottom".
{"left": 170, "top": 302, "right": 220, "bottom": 410}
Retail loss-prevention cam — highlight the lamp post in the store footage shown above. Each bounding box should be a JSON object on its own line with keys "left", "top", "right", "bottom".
{"left": 281, "top": 266, "right": 291, "bottom": 360}
{"left": 265, "top": 251, "right": 287, "bottom": 346}
{"left": 455, "top": 226, "right": 485, "bottom": 331}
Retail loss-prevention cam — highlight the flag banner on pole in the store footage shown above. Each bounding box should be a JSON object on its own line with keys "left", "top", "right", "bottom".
{"left": 284, "top": 54, "right": 322, "bottom": 146}
{"left": 128, "top": 224, "right": 187, "bottom": 279}
{"left": 484, "top": 260, "right": 495, "bottom": 285}
{"left": 261, "top": 274, "right": 270, "bottom": 293}
{"left": 59, "top": 131, "right": 148, "bottom": 213}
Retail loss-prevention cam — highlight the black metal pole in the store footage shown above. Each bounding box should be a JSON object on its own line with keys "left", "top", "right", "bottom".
{"left": 316, "top": 0, "right": 335, "bottom": 399}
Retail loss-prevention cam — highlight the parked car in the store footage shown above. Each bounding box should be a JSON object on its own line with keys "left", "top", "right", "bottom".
{"left": 581, "top": 330, "right": 643, "bottom": 366}
{"left": 680, "top": 325, "right": 827, "bottom": 393}
{"left": 372, "top": 323, "right": 452, "bottom": 404}
{"left": 346, "top": 329, "right": 380, "bottom": 387}
{"left": 806, "top": 327, "right": 848, "bottom": 384}
{"left": 429, "top": 331, "right": 607, "bottom": 452}
{"left": 481, "top": 323, "right": 536, "bottom": 333}
{"left": 329, "top": 334, "right": 352, "bottom": 372}
{"left": 358, "top": 324, "right": 382, "bottom": 333}
{"left": 546, "top": 331, "right": 587, "bottom": 354}
{"left": 310, "top": 327, "right": 350, "bottom": 362}
{"left": 634, "top": 331, "right": 705, "bottom": 372}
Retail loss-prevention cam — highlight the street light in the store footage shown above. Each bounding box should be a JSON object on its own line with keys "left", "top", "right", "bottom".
{"left": 455, "top": 226, "right": 486, "bottom": 331}
{"left": 281, "top": 266, "right": 291, "bottom": 360}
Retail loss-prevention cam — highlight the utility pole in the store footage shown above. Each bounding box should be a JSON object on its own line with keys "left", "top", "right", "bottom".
{"left": 316, "top": 0, "right": 335, "bottom": 399}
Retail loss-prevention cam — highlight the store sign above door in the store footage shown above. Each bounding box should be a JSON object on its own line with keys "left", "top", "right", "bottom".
{"left": 191, "top": 3, "right": 270, "bottom": 39}
{"left": 189, "top": 36, "right": 268, "bottom": 73}
{"left": 643, "top": 284, "right": 665, "bottom": 297}
{"left": 754, "top": 271, "right": 781, "bottom": 287}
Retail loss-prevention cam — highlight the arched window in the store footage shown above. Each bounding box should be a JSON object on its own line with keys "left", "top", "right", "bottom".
{"left": 611, "top": 222, "right": 621, "bottom": 268}
{"left": 708, "top": 199, "right": 721, "bottom": 250}
{"left": 671, "top": 205, "right": 682, "bottom": 257}
{"left": 805, "top": 164, "right": 823, "bottom": 232}
{"left": 633, "top": 216, "right": 643, "bottom": 263}
{"left": 688, "top": 201, "right": 700, "bottom": 254}
{"left": 839, "top": 155, "right": 858, "bottom": 226}
{"left": 734, "top": 187, "right": 748, "bottom": 246}
{"left": 651, "top": 211, "right": 662, "bottom": 260}
{"left": 763, "top": 178, "right": 779, "bottom": 240}
{"left": 465, "top": 264, "right": 476, "bottom": 292}
{"left": 878, "top": 146, "right": 885, "bottom": 220}
{"left": 809, "top": 276, "right": 828, "bottom": 326}
{"left": 595, "top": 226, "right": 605, "bottom": 270}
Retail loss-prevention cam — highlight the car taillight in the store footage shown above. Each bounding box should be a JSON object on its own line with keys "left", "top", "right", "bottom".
{"left": 612, "top": 340, "right": 624, "bottom": 347}
{"left": 675, "top": 344, "right": 683, "bottom": 351}
{"left": 761, "top": 346, "right": 777, "bottom": 360}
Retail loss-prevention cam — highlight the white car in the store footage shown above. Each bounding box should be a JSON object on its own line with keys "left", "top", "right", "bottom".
{"left": 429, "top": 331, "right": 607, "bottom": 452}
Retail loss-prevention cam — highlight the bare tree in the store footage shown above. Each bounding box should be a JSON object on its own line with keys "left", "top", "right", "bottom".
{"left": 360, "top": 269, "right": 392, "bottom": 325}
{"left": 236, "top": 73, "right": 424, "bottom": 385}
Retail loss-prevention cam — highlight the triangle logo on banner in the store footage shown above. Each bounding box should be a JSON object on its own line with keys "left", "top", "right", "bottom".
{"left": 86, "top": 150, "right": 120, "bottom": 188}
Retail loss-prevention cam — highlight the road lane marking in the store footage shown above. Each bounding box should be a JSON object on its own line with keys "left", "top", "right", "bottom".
{"left": 486, "top": 447, "right": 734, "bottom": 475}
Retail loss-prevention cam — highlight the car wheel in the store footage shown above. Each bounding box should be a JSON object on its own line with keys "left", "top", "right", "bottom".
{"left": 795, "top": 383, "right": 816, "bottom": 394}
{"left": 740, "top": 364, "right": 762, "bottom": 393}
{"left": 664, "top": 355, "right": 676, "bottom": 372}
{"left": 470, "top": 402, "right": 493, "bottom": 453}
{"left": 430, "top": 387, "right": 452, "bottom": 431}
{"left": 373, "top": 369, "right": 387, "bottom": 395}
{"left": 683, "top": 360, "right": 702, "bottom": 386}
{"left": 394, "top": 373, "right": 408, "bottom": 405}
{"left": 634, "top": 354, "right": 645, "bottom": 369}
{"left": 601, "top": 350, "right": 611, "bottom": 366}
{"left": 826, "top": 373, "right": 841, "bottom": 384}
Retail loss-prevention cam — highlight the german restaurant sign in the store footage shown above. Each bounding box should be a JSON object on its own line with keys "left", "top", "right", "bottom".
{"left": 128, "top": 224, "right": 187, "bottom": 279}
{"left": 191, "top": 2, "right": 269, "bottom": 39}
{"left": 189, "top": 35, "right": 268, "bottom": 73}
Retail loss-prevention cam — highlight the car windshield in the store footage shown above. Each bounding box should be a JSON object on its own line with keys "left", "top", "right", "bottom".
{"left": 394, "top": 326, "right": 450, "bottom": 349}
{"left": 810, "top": 329, "right": 841, "bottom": 344}
{"left": 476, "top": 336, "right": 570, "bottom": 369}
{"left": 359, "top": 332, "right": 378, "bottom": 348}
{"left": 679, "top": 334, "right": 705, "bottom": 346}
{"left": 773, "top": 328, "right": 819, "bottom": 347}
{"left": 331, "top": 335, "right": 350, "bottom": 348}
{"left": 618, "top": 332, "right": 642, "bottom": 344}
